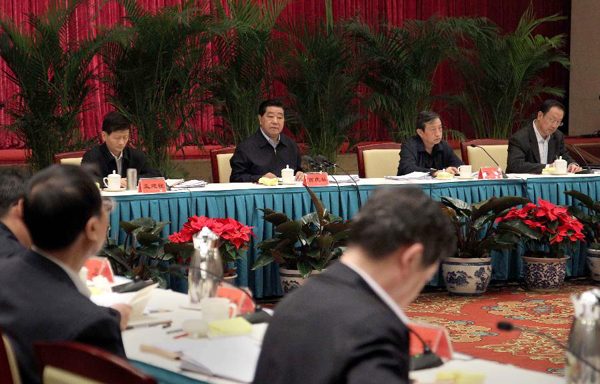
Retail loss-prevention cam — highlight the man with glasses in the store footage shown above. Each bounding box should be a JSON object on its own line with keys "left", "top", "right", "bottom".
{"left": 507, "top": 99, "right": 582, "bottom": 174}
{"left": 397, "top": 111, "right": 463, "bottom": 176}
{"left": 0, "top": 164, "right": 130, "bottom": 384}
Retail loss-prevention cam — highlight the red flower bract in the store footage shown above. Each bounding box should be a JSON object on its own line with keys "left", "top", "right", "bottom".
{"left": 169, "top": 216, "right": 255, "bottom": 250}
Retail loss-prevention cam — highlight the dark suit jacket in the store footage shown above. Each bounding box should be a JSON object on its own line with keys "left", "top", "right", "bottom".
{"left": 397, "top": 136, "right": 463, "bottom": 176}
{"left": 253, "top": 262, "right": 410, "bottom": 384}
{"left": 82, "top": 143, "right": 161, "bottom": 184}
{"left": 506, "top": 122, "right": 575, "bottom": 174}
{"left": 0, "top": 250, "right": 125, "bottom": 384}
{"left": 230, "top": 130, "right": 302, "bottom": 183}
{"left": 0, "top": 221, "right": 24, "bottom": 259}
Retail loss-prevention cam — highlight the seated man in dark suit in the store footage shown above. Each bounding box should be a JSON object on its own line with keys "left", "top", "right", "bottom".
{"left": 397, "top": 111, "right": 463, "bottom": 176}
{"left": 82, "top": 111, "right": 161, "bottom": 187}
{"left": 254, "top": 187, "right": 456, "bottom": 384}
{"left": 506, "top": 99, "right": 582, "bottom": 174}
{"left": 0, "top": 169, "right": 31, "bottom": 259}
{"left": 0, "top": 165, "right": 131, "bottom": 384}
{"left": 230, "top": 99, "right": 303, "bottom": 182}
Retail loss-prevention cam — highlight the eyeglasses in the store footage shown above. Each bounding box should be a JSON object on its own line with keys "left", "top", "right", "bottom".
{"left": 102, "top": 197, "right": 115, "bottom": 214}
{"left": 544, "top": 115, "right": 564, "bottom": 127}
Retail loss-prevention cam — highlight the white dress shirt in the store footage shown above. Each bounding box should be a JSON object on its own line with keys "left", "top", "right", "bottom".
{"left": 110, "top": 151, "right": 124, "bottom": 175}
{"left": 532, "top": 120, "right": 550, "bottom": 164}
{"left": 260, "top": 128, "right": 280, "bottom": 151}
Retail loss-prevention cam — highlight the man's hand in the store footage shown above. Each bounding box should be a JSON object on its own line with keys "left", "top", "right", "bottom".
{"left": 295, "top": 171, "right": 304, "bottom": 181}
{"left": 445, "top": 167, "right": 459, "bottom": 175}
{"left": 111, "top": 303, "right": 132, "bottom": 331}
{"left": 568, "top": 163, "right": 583, "bottom": 173}
{"left": 120, "top": 178, "right": 127, "bottom": 188}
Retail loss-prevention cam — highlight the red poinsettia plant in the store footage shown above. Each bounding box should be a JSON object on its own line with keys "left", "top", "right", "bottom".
{"left": 496, "top": 198, "right": 585, "bottom": 258}
{"left": 169, "top": 216, "right": 255, "bottom": 274}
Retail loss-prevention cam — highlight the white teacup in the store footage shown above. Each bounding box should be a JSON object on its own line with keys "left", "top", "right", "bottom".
{"left": 459, "top": 165, "right": 472, "bottom": 177}
{"left": 200, "top": 297, "right": 238, "bottom": 323}
{"left": 103, "top": 171, "right": 121, "bottom": 190}
{"left": 554, "top": 157, "right": 567, "bottom": 174}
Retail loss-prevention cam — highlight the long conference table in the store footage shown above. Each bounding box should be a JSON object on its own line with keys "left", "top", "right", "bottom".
{"left": 103, "top": 173, "right": 600, "bottom": 298}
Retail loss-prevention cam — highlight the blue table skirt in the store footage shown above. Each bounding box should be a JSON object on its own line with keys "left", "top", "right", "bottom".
{"left": 108, "top": 176, "right": 600, "bottom": 297}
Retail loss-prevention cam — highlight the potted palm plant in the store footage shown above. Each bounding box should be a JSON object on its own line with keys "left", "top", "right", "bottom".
{"left": 497, "top": 199, "right": 586, "bottom": 291}
{"left": 252, "top": 186, "right": 350, "bottom": 294}
{"left": 565, "top": 190, "right": 600, "bottom": 282}
{"left": 440, "top": 196, "right": 529, "bottom": 296}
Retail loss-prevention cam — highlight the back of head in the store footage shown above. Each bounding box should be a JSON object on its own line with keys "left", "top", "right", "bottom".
{"left": 0, "top": 168, "right": 29, "bottom": 218}
{"left": 416, "top": 111, "right": 440, "bottom": 131}
{"left": 102, "top": 111, "right": 130, "bottom": 134}
{"left": 23, "top": 165, "right": 102, "bottom": 251}
{"left": 539, "top": 99, "right": 565, "bottom": 115}
{"left": 349, "top": 187, "right": 455, "bottom": 266}
{"left": 258, "top": 99, "right": 285, "bottom": 116}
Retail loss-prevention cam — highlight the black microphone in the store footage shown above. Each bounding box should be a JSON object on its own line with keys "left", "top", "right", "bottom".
{"left": 314, "top": 155, "right": 362, "bottom": 208}
{"left": 566, "top": 144, "right": 593, "bottom": 174}
{"left": 407, "top": 327, "right": 444, "bottom": 371}
{"left": 470, "top": 144, "right": 508, "bottom": 179}
{"left": 302, "top": 155, "right": 324, "bottom": 171}
{"left": 497, "top": 321, "right": 600, "bottom": 374}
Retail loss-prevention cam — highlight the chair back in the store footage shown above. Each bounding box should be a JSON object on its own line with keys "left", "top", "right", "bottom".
{"left": 35, "top": 342, "right": 156, "bottom": 384}
{"left": 0, "top": 331, "right": 22, "bottom": 384}
{"left": 210, "top": 147, "right": 235, "bottom": 183}
{"left": 356, "top": 143, "right": 402, "bottom": 178}
{"left": 53, "top": 150, "right": 87, "bottom": 165}
{"left": 461, "top": 139, "right": 509, "bottom": 173}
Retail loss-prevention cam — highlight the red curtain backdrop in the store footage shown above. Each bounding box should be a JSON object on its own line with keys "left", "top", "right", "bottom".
{"left": 0, "top": 0, "right": 570, "bottom": 149}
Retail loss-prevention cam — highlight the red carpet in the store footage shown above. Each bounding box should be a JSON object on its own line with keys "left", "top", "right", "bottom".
{"left": 405, "top": 280, "right": 597, "bottom": 376}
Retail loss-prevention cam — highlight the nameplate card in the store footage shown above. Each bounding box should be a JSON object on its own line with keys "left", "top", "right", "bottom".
{"left": 139, "top": 178, "right": 167, "bottom": 193}
{"left": 303, "top": 172, "right": 329, "bottom": 187}
{"left": 84, "top": 256, "right": 115, "bottom": 283}
{"left": 478, "top": 167, "right": 503, "bottom": 180}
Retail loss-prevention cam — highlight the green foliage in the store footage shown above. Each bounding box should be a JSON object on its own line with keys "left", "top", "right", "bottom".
{"left": 0, "top": 0, "right": 101, "bottom": 171}
{"left": 209, "top": 0, "right": 289, "bottom": 146}
{"left": 450, "top": 3, "right": 569, "bottom": 139}
{"left": 100, "top": 0, "right": 216, "bottom": 177}
{"left": 252, "top": 186, "right": 350, "bottom": 277}
{"left": 565, "top": 190, "right": 600, "bottom": 246}
{"left": 441, "top": 196, "right": 530, "bottom": 258}
{"left": 100, "top": 218, "right": 193, "bottom": 287}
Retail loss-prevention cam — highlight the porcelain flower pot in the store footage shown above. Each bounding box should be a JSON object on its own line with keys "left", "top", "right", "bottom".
{"left": 522, "top": 255, "right": 569, "bottom": 291}
{"left": 441, "top": 257, "right": 492, "bottom": 296}
{"left": 586, "top": 247, "right": 600, "bottom": 282}
{"left": 279, "top": 268, "right": 321, "bottom": 295}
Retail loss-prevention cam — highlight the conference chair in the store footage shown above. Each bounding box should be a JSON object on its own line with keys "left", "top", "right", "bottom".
{"left": 53, "top": 150, "right": 87, "bottom": 165}
{"left": 35, "top": 341, "right": 157, "bottom": 384}
{"left": 460, "top": 139, "right": 508, "bottom": 173}
{"left": 210, "top": 147, "right": 236, "bottom": 183}
{"left": 1, "top": 330, "right": 21, "bottom": 384}
{"left": 356, "top": 142, "right": 402, "bottom": 178}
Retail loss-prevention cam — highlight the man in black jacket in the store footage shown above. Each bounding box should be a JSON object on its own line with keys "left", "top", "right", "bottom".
{"left": 397, "top": 111, "right": 463, "bottom": 176}
{"left": 0, "top": 169, "right": 30, "bottom": 259}
{"left": 82, "top": 111, "right": 161, "bottom": 187}
{"left": 506, "top": 99, "right": 582, "bottom": 174}
{"left": 254, "top": 187, "right": 456, "bottom": 384}
{"left": 230, "top": 99, "right": 303, "bottom": 182}
{"left": 0, "top": 165, "right": 131, "bottom": 384}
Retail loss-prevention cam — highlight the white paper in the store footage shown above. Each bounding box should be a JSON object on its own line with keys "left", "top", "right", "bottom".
{"left": 385, "top": 172, "right": 432, "bottom": 181}
{"left": 328, "top": 174, "right": 360, "bottom": 183}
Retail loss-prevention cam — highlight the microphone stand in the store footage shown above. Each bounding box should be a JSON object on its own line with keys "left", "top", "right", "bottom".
{"left": 470, "top": 144, "right": 508, "bottom": 179}
{"left": 315, "top": 155, "right": 363, "bottom": 209}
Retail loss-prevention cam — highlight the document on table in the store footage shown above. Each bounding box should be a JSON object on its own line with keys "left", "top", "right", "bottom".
{"left": 385, "top": 172, "right": 432, "bottom": 181}
{"left": 328, "top": 174, "right": 360, "bottom": 183}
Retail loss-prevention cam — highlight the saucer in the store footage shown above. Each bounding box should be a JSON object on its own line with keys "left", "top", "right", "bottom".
{"left": 103, "top": 187, "right": 127, "bottom": 192}
{"left": 457, "top": 175, "right": 475, "bottom": 180}
{"left": 551, "top": 172, "right": 569, "bottom": 176}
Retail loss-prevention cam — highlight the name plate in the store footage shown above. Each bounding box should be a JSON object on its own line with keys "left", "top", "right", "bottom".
{"left": 138, "top": 178, "right": 167, "bottom": 193}
{"left": 478, "top": 167, "right": 503, "bottom": 180}
{"left": 303, "top": 172, "right": 329, "bottom": 187}
{"left": 84, "top": 256, "right": 115, "bottom": 283}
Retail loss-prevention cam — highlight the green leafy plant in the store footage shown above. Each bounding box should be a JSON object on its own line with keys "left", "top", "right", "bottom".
{"left": 565, "top": 190, "right": 600, "bottom": 249}
{"left": 100, "top": 218, "right": 193, "bottom": 287}
{"left": 100, "top": 0, "right": 216, "bottom": 176}
{"left": 0, "top": 0, "right": 102, "bottom": 171}
{"left": 440, "top": 196, "right": 530, "bottom": 258}
{"left": 451, "top": 3, "right": 569, "bottom": 139}
{"left": 252, "top": 186, "right": 350, "bottom": 278}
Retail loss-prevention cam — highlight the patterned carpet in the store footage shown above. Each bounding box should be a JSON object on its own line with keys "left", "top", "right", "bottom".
{"left": 404, "top": 279, "right": 597, "bottom": 376}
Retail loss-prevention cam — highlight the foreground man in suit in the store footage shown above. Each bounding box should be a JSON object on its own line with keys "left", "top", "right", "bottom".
{"left": 254, "top": 187, "right": 456, "bottom": 384}
{"left": 0, "top": 169, "right": 31, "bottom": 259}
{"left": 506, "top": 99, "right": 582, "bottom": 174}
{"left": 0, "top": 165, "right": 131, "bottom": 384}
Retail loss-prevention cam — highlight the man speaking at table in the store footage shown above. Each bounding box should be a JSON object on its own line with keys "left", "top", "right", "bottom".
{"left": 254, "top": 187, "right": 455, "bottom": 384}
{"left": 506, "top": 99, "right": 582, "bottom": 174}
{"left": 230, "top": 99, "right": 303, "bottom": 182}
{"left": 82, "top": 111, "right": 161, "bottom": 188}
{"left": 397, "top": 111, "right": 463, "bottom": 176}
{"left": 0, "top": 165, "right": 130, "bottom": 384}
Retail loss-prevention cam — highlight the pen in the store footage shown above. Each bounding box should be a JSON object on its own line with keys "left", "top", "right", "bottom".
{"left": 173, "top": 333, "right": 188, "bottom": 339}
{"left": 166, "top": 328, "right": 184, "bottom": 334}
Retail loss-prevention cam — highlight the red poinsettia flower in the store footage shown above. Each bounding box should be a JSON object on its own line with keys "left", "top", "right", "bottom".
{"left": 169, "top": 216, "right": 255, "bottom": 251}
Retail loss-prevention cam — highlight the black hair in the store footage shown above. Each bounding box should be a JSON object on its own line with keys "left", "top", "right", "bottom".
{"left": 23, "top": 164, "right": 102, "bottom": 251}
{"left": 416, "top": 111, "right": 441, "bottom": 132}
{"left": 539, "top": 99, "right": 565, "bottom": 115}
{"left": 0, "top": 168, "right": 29, "bottom": 218}
{"left": 102, "top": 111, "right": 130, "bottom": 134}
{"left": 258, "top": 99, "right": 285, "bottom": 116}
{"left": 349, "top": 187, "right": 455, "bottom": 266}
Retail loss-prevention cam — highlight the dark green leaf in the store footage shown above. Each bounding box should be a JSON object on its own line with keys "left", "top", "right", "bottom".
{"left": 297, "top": 259, "right": 313, "bottom": 278}
{"left": 305, "top": 186, "right": 326, "bottom": 224}
{"left": 251, "top": 253, "right": 275, "bottom": 270}
{"left": 137, "top": 232, "right": 163, "bottom": 246}
{"left": 274, "top": 221, "right": 302, "bottom": 235}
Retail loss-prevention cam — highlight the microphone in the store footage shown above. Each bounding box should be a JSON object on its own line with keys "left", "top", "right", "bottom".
{"left": 566, "top": 144, "right": 593, "bottom": 174}
{"left": 302, "top": 155, "right": 324, "bottom": 171}
{"left": 497, "top": 321, "right": 600, "bottom": 374}
{"left": 470, "top": 144, "right": 508, "bottom": 178}
{"left": 407, "top": 327, "right": 444, "bottom": 371}
{"left": 313, "top": 155, "right": 363, "bottom": 208}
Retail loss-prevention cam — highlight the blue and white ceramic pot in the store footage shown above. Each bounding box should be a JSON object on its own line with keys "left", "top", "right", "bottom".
{"left": 441, "top": 257, "right": 492, "bottom": 296}
{"left": 586, "top": 247, "right": 600, "bottom": 282}
{"left": 522, "top": 255, "right": 569, "bottom": 291}
{"left": 279, "top": 268, "right": 320, "bottom": 295}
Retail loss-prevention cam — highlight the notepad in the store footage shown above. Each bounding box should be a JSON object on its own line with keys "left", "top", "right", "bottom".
{"left": 208, "top": 317, "right": 253, "bottom": 337}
